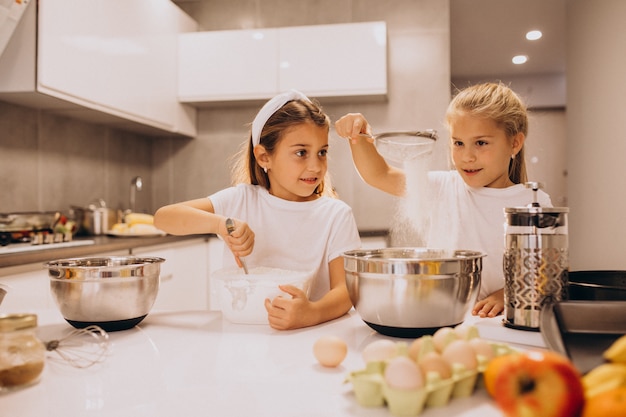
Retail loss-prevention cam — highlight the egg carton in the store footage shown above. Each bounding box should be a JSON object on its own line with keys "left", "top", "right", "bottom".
{"left": 345, "top": 335, "right": 514, "bottom": 416}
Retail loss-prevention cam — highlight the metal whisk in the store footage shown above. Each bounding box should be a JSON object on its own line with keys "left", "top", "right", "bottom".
{"left": 45, "top": 325, "right": 110, "bottom": 368}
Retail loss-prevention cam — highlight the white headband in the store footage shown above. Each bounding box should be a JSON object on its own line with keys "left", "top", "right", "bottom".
{"left": 251, "top": 89, "right": 311, "bottom": 147}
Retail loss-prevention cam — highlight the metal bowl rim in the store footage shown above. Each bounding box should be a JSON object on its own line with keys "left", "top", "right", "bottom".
{"left": 45, "top": 256, "right": 165, "bottom": 268}
{"left": 343, "top": 247, "right": 485, "bottom": 261}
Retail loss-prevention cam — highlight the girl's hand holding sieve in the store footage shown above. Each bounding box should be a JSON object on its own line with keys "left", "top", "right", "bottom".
{"left": 335, "top": 113, "right": 372, "bottom": 144}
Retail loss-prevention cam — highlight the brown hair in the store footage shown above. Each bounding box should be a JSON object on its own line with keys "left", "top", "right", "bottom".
{"left": 231, "top": 98, "right": 337, "bottom": 197}
{"left": 446, "top": 82, "right": 528, "bottom": 184}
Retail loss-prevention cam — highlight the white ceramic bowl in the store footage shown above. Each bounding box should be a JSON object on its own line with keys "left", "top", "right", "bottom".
{"left": 214, "top": 267, "right": 312, "bottom": 324}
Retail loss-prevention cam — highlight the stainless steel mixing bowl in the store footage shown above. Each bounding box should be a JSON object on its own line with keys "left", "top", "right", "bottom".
{"left": 46, "top": 256, "right": 165, "bottom": 332}
{"left": 343, "top": 248, "right": 484, "bottom": 338}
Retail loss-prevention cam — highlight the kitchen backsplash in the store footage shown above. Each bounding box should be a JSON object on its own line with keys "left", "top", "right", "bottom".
{"left": 0, "top": 100, "right": 154, "bottom": 214}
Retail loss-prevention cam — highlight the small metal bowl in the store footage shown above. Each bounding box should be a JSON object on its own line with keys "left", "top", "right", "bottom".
{"left": 46, "top": 256, "right": 165, "bottom": 331}
{"left": 343, "top": 248, "right": 484, "bottom": 338}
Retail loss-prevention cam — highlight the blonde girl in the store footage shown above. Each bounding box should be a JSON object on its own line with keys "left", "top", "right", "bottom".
{"left": 334, "top": 82, "right": 552, "bottom": 318}
{"left": 155, "top": 90, "right": 361, "bottom": 330}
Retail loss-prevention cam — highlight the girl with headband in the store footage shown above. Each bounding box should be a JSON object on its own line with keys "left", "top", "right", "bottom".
{"left": 155, "top": 90, "right": 361, "bottom": 330}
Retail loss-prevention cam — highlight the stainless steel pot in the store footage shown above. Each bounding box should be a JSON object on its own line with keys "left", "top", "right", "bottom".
{"left": 72, "top": 200, "right": 118, "bottom": 235}
{"left": 343, "top": 248, "right": 484, "bottom": 338}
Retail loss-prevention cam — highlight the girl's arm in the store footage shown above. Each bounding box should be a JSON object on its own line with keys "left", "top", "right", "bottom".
{"left": 335, "top": 113, "right": 406, "bottom": 197}
{"left": 154, "top": 198, "right": 254, "bottom": 258}
{"left": 154, "top": 198, "right": 228, "bottom": 237}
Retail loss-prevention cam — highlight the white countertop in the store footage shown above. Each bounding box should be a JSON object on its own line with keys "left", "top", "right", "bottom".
{"left": 3, "top": 309, "right": 547, "bottom": 417}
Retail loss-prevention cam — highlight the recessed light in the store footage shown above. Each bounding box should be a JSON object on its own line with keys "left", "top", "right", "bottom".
{"left": 526, "top": 30, "right": 542, "bottom": 41}
{"left": 512, "top": 55, "right": 528, "bottom": 65}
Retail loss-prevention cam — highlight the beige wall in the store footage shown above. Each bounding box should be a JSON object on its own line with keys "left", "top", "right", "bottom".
{"left": 566, "top": 0, "right": 626, "bottom": 270}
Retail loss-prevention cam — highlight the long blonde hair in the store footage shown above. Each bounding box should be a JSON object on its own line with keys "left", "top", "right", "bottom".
{"left": 231, "top": 98, "right": 338, "bottom": 197}
{"left": 446, "top": 82, "right": 528, "bottom": 184}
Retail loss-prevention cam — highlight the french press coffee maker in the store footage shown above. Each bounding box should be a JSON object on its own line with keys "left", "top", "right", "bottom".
{"left": 503, "top": 182, "right": 569, "bottom": 331}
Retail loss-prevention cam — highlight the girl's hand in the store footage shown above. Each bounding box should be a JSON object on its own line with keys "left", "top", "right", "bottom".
{"left": 264, "top": 285, "right": 314, "bottom": 330}
{"left": 222, "top": 218, "right": 255, "bottom": 258}
{"left": 334, "top": 113, "right": 373, "bottom": 144}
{"left": 471, "top": 289, "right": 504, "bottom": 318}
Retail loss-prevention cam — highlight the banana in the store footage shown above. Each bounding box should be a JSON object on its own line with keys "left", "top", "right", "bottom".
{"left": 604, "top": 334, "right": 626, "bottom": 364}
{"left": 582, "top": 362, "right": 626, "bottom": 398}
{"left": 125, "top": 213, "right": 154, "bottom": 226}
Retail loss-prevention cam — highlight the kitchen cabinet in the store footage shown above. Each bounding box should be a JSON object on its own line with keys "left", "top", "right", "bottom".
{"left": 132, "top": 238, "right": 211, "bottom": 312}
{"left": 278, "top": 22, "right": 387, "bottom": 98}
{"left": 0, "top": 0, "right": 198, "bottom": 137}
{"left": 178, "top": 21, "right": 387, "bottom": 104}
{"left": 178, "top": 29, "right": 279, "bottom": 102}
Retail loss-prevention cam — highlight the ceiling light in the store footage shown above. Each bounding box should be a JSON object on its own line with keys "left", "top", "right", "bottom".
{"left": 512, "top": 55, "right": 528, "bottom": 65}
{"left": 526, "top": 30, "right": 542, "bottom": 41}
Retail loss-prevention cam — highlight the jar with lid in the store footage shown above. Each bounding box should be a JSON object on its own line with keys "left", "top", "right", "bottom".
{"left": 0, "top": 314, "right": 46, "bottom": 392}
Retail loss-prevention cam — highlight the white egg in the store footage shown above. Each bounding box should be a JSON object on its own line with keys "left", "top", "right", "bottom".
{"left": 313, "top": 335, "right": 348, "bottom": 367}
{"left": 362, "top": 339, "right": 397, "bottom": 363}
{"left": 384, "top": 356, "right": 424, "bottom": 390}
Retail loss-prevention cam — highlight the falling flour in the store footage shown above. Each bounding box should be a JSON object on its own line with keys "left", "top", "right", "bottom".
{"left": 390, "top": 155, "right": 433, "bottom": 247}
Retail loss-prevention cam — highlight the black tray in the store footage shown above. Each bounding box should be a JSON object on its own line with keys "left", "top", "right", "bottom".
{"left": 540, "top": 300, "right": 626, "bottom": 374}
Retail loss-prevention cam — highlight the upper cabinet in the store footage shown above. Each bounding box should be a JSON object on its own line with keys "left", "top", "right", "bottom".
{"left": 278, "top": 22, "right": 387, "bottom": 98}
{"left": 178, "top": 22, "right": 387, "bottom": 104}
{"left": 178, "top": 29, "right": 279, "bottom": 102}
{"left": 0, "top": 0, "right": 198, "bottom": 137}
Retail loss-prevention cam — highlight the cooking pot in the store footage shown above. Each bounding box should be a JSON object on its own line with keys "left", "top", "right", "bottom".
{"left": 72, "top": 200, "right": 118, "bottom": 235}
{"left": 343, "top": 248, "right": 484, "bottom": 338}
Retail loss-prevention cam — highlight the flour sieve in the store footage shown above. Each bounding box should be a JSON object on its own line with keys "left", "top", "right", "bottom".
{"left": 358, "top": 130, "right": 438, "bottom": 162}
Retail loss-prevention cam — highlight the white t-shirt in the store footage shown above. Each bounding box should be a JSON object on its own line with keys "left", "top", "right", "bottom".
{"left": 209, "top": 184, "right": 362, "bottom": 301}
{"left": 426, "top": 171, "right": 552, "bottom": 299}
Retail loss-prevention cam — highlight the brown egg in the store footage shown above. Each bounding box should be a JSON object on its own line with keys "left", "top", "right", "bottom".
{"left": 441, "top": 339, "right": 478, "bottom": 371}
{"left": 384, "top": 356, "right": 424, "bottom": 390}
{"left": 362, "top": 339, "right": 397, "bottom": 363}
{"left": 417, "top": 351, "right": 452, "bottom": 379}
{"left": 408, "top": 337, "right": 423, "bottom": 361}
{"left": 313, "top": 335, "right": 348, "bottom": 368}
{"left": 433, "top": 327, "right": 458, "bottom": 352}
{"left": 468, "top": 337, "right": 495, "bottom": 361}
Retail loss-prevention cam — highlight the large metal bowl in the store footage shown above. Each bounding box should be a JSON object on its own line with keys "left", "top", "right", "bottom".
{"left": 46, "top": 256, "right": 165, "bottom": 332}
{"left": 343, "top": 248, "right": 484, "bottom": 338}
